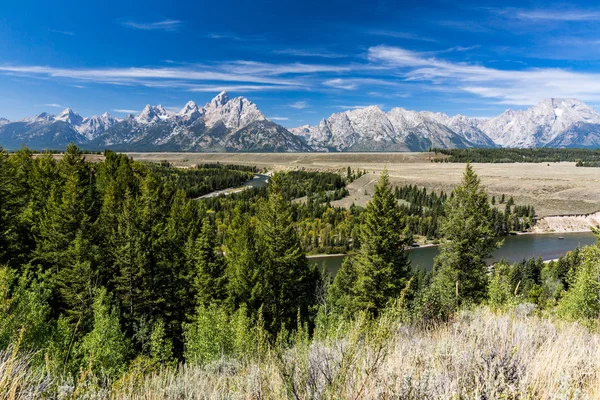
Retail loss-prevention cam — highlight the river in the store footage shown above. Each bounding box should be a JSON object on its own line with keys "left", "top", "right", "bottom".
{"left": 309, "top": 232, "right": 597, "bottom": 275}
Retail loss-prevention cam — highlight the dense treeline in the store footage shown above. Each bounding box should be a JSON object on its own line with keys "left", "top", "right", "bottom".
{"left": 1, "top": 146, "right": 600, "bottom": 397}
{"left": 0, "top": 144, "right": 319, "bottom": 377}
{"left": 146, "top": 162, "right": 257, "bottom": 198}
{"left": 395, "top": 184, "right": 535, "bottom": 240}
{"left": 576, "top": 160, "right": 600, "bottom": 167}
{"left": 431, "top": 148, "right": 600, "bottom": 163}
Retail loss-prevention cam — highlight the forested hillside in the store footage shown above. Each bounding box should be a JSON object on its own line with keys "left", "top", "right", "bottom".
{"left": 1, "top": 145, "right": 599, "bottom": 398}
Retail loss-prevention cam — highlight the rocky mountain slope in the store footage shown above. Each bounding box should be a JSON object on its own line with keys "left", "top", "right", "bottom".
{"left": 480, "top": 98, "right": 600, "bottom": 148}
{"left": 0, "top": 92, "right": 309, "bottom": 152}
{"left": 3, "top": 96, "right": 600, "bottom": 152}
{"left": 291, "top": 106, "right": 491, "bottom": 151}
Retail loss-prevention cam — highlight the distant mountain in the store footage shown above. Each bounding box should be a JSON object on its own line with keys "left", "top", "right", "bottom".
{"left": 291, "top": 106, "right": 484, "bottom": 151}
{"left": 480, "top": 98, "right": 600, "bottom": 148}
{"left": 0, "top": 92, "right": 309, "bottom": 152}
{"left": 3, "top": 96, "right": 600, "bottom": 152}
{"left": 90, "top": 91, "right": 308, "bottom": 152}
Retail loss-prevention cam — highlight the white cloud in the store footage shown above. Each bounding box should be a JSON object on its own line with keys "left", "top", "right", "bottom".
{"left": 43, "top": 103, "right": 65, "bottom": 108}
{"left": 122, "top": 19, "right": 182, "bottom": 31}
{"left": 187, "top": 84, "right": 300, "bottom": 92}
{"left": 269, "top": 116, "right": 289, "bottom": 121}
{"left": 323, "top": 78, "right": 357, "bottom": 90}
{"left": 368, "top": 30, "right": 437, "bottom": 42}
{"left": 335, "top": 104, "right": 384, "bottom": 110}
{"left": 226, "top": 61, "right": 354, "bottom": 75}
{"left": 113, "top": 109, "right": 139, "bottom": 113}
{"left": 206, "top": 33, "right": 264, "bottom": 41}
{"left": 0, "top": 65, "right": 301, "bottom": 87}
{"left": 273, "top": 49, "right": 346, "bottom": 58}
{"left": 289, "top": 101, "right": 308, "bottom": 109}
{"left": 367, "top": 45, "right": 600, "bottom": 105}
{"left": 514, "top": 9, "right": 600, "bottom": 21}
{"left": 323, "top": 77, "right": 407, "bottom": 90}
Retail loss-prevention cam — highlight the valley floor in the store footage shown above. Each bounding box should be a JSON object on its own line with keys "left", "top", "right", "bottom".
{"left": 127, "top": 152, "right": 600, "bottom": 217}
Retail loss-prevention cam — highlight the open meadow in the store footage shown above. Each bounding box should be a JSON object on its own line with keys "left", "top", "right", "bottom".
{"left": 127, "top": 152, "right": 600, "bottom": 217}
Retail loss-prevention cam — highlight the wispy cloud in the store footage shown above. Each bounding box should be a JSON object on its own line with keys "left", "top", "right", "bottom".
{"left": 514, "top": 9, "right": 600, "bottom": 21}
{"left": 122, "top": 19, "right": 183, "bottom": 31}
{"left": 0, "top": 65, "right": 302, "bottom": 87}
{"left": 113, "top": 109, "right": 139, "bottom": 114}
{"left": 49, "top": 29, "right": 74, "bottom": 36}
{"left": 368, "top": 30, "right": 437, "bottom": 42}
{"left": 289, "top": 101, "right": 309, "bottom": 109}
{"left": 335, "top": 104, "right": 384, "bottom": 110}
{"left": 273, "top": 49, "right": 346, "bottom": 58}
{"left": 269, "top": 116, "right": 289, "bottom": 121}
{"left": 323, "top": 77, "right": 406, "bottom": 90}
{"left": 324, "top": 78, "right": 358, "bottom": 90}
{"left": 206, "top": 33, "right": 265, "bottom": 41}
{"left": 187, "top": 84, "right": 299, "bottom": 92}
{"left": 43, "top": 103, "right": 65, "bottom": 108}
{"left": 367, "top": 45, "right": 600, "bottom": 105}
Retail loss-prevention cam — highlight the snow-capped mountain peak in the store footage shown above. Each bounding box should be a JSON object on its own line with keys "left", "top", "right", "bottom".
{"left": 481, "top": 98, "right": 600, "bottom": 147}
{"left": 76, "top": 112, "right": 121, "bottom": 140}
{"left": 210, "top": 91, "right": 230, "bottom": 108}
{"left": 55, "top": 108, "right": 84, "bottom": 126}
{"left": 178, "top": 101, "right": 203, "bottom": 122}
{"left": 203, "top": 92, "right": 265, "bottom": 130}
{"left": 0, "top": 117, "right": 9, "bottom": 126}
{"left": 135, "top": 104, "right": 173, "bottom": 124}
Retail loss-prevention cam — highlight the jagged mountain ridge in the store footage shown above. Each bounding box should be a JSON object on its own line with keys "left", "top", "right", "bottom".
{"left": 0, "top": 91, "right": 309, "bottom": 152}
{"left": 2, "top": 96, "right": 600, "bottom": 151}
{"left": 291, "top": 106, "right": 494, "bottom": 151}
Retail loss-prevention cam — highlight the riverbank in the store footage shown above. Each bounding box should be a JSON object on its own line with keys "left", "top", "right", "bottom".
{"left": 532, "top": 211, "right": 600, "bottom": 233}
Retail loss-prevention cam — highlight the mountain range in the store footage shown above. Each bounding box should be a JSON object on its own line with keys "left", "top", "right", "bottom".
{"left": 2, "top": 94, "right": 600, "bottom": 152}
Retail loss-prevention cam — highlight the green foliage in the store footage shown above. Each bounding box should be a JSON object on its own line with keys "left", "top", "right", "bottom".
{"left": 0, "top": 267, "right": 53, "bottom": 352}
{"left": 336, "top": 169, "right": 411, "bottom": 316}
{"left": 557, "top": 245, "right": 600, "bottom": 321}
{"left": 183, "top": 303, "right": 267, "bottom": 365}
{"left": 255, "top": 174, "right": 321, "bottom": 332}
{"left": 488, "top": 262, "right": 515, "bottom": 309}
{"left": 423, "top": 164, "right": 499, "bottom": 319}
{"left": 78, "top": 288, "right": 131, "bottom": 379}
{"left": 191, "top": 218, "right": 227, "bottom": 307}
{"left": 146, "top": 162, "right": 256, "bottom": 198}
{"left": 149, "top": 319, "right": 175, "bottom": 367}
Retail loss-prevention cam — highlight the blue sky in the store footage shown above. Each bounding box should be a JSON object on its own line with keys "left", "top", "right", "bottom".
{"left": 3, "top": 0, "right": 600, "bottom": 127}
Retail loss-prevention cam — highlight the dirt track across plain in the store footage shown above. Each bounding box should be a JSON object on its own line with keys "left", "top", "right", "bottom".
{"left": 126, "top": 152, "right": 600, "bottom": 217}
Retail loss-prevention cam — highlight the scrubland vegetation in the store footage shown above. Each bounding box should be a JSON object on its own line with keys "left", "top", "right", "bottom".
{"left": 1, "top": 145, "right": 600, "bottom": 399}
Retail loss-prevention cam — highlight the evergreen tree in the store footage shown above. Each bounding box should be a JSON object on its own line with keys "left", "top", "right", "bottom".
{"left": 330, "top": 169, "right": 411, "bottom": 316}
{"left": 112, "top": 191, "right": 153, "bottom": 334}
{"left": 256, "top": 174, "right": 320, "bottom": 332}
{"left": 426, "top": 164, "right": 498, "bottom": 317}
{"left": 225, "top": 205, "right": 263, "bottom": 311}
{"left": 191, "top": 218, "right": 227, "bottom": 307}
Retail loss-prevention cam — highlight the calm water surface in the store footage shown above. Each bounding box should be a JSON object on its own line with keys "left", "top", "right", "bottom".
{"left": 310, "top": 232, "right": 597, "bottom": 275}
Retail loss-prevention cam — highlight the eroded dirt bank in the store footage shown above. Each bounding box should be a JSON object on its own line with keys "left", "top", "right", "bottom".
{"left": 533, "top": 212, "right": 600, "bottom": 233}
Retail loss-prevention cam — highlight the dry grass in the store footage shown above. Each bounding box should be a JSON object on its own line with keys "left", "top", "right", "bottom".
{"left": 105, "top": 306, "right": 600, "bottom": 399}
{"left": 125, "top": 153, "right": 600, "bottom": 217}
{"left": 3, "top": 307, "right": 600, "bottom": 398}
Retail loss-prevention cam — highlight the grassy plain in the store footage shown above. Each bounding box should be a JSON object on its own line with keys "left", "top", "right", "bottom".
{"left": 127, "top": 152, "right": 600, "bottom": 217}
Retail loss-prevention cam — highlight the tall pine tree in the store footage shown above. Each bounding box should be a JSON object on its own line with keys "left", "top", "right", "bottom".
{"left": 329, "top": 168, "right": 411, "bottom": 316}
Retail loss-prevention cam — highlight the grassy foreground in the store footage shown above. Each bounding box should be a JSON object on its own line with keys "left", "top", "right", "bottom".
{"left": 4, "top": 306, "right": 600, "bottom": 399}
